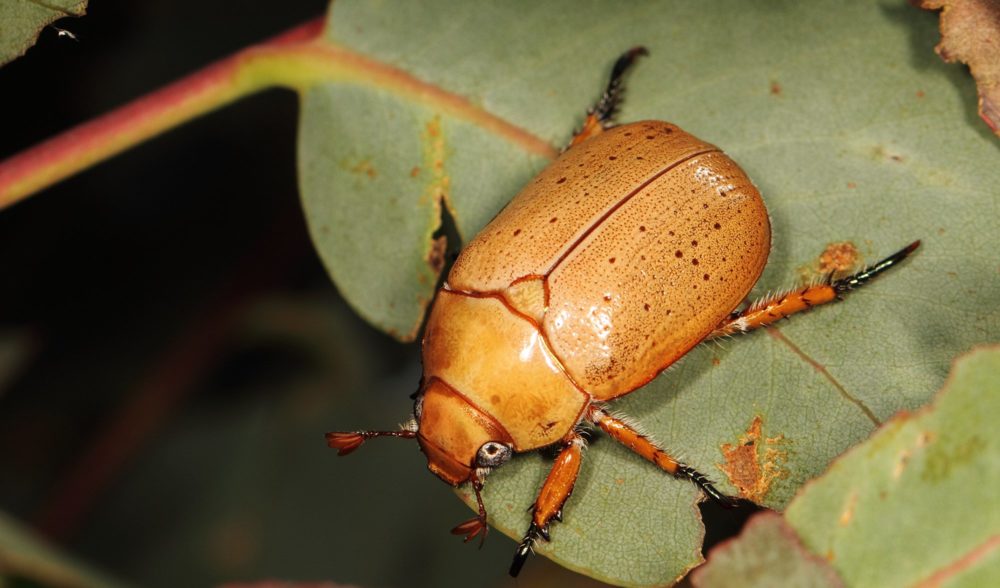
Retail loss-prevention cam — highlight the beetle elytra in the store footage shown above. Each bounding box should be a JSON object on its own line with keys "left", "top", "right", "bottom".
{"left": 326, "top": 47, "right": 919, "bottom": 577}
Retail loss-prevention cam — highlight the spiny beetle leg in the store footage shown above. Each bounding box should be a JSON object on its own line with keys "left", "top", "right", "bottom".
{"left": 708, "top": 240, "right": 920, "bottom": 340}
{"left": 588, "top": 406, "right": 738, "bottom": 507}
{"left": 832, "top": 240, "right": 920, "bottom": 295}
{"left": 509, "top": 522, "right": 541, "bottom": 577}
{"left": 509, "top": 433, "right": 585, "bottom": 577}
{"left": 677, "top": 465, "right": 739, "bottom": 509}
{"left": 568, "top": 46, "right": 649, "bottom": 149}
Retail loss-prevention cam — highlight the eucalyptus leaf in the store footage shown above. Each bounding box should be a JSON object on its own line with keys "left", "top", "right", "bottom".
{"left": 784, "top": 345, "right": 1000, "bottom": 588}
{"left": 698, "top": 346, "right": 1000, "bottom": 588}
{"left": 0, "top": 510, "right": 128, "bottom": 588}
{"left": 0, "top": 0, "right": 86, "bottom": 66}
{"left": 691, "top": 512, "right": 842, "bottom": 588}
{"left": 300, "top": 1, "right": 1000, "bottom": 585}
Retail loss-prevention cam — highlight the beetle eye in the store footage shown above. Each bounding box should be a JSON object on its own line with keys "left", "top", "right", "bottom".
{"left": 476, "top": 441, "right": 512, "bottom": 468}
{"left": 413, "top": 393, "right": 424, "bottom": 420}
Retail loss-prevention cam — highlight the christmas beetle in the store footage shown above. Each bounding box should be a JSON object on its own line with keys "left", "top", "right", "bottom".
{"left": 327, "top": 47, "right": 919, "bottom": 577}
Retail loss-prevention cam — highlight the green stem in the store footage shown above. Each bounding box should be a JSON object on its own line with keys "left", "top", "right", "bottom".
{"left": 0, "top": 19, "right": 337, "bottom": 209}
{"left": 0, "top": 17, "right": 555, "bottom": 211}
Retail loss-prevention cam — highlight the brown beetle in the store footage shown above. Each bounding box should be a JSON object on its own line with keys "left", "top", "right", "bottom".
{"left": 327, "top": 47, "right": 919, "bottom": 576}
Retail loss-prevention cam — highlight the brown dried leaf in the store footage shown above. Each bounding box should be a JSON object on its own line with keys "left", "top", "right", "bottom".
{"left": 919, "top": 0, "right": 1000, "bottom": 135}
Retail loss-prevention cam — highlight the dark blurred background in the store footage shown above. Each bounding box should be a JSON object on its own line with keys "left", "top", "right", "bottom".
{"left": 0, "top": 2, "right": 754, "bottom": 586}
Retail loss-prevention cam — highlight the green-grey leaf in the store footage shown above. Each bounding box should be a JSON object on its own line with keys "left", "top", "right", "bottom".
{"left": 299, "top": 1, "right": 1000, "bottom": 585}
{"left": 784, "top": 345, "right": 1000, "bottom": 588}
{"left": 0, "top": 510, "right": 129, "bottom": 588}
{"left": 691, "top": 512, "right": 842, "bottom": 588}
{"left": 0, "top": 0, "right": 86, "bottom": 67}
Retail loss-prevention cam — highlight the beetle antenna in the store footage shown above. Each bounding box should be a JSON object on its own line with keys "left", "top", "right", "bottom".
{"left": 325, "top": 428, "right": 416, "bottom": 456}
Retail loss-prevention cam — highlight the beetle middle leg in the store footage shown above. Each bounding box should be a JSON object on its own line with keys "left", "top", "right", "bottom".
{"left": 707, "top": 240, "right": 920, "bottom": 340}
{"left": 587, "top": 405, "right": 735, "bottom": 507}
{"left": 509, "top": 431, "right": 585, "bottom": 577}
{"left": 567, "top": 46, "right": 649, "bottom": 150}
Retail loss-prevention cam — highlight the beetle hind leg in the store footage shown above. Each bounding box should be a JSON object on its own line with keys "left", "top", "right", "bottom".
{"left": 509, "top": 432, "right": 586, "bottom": 577}
{"left": 707, "top": 240, "right": 920, "bottom": 340}
{"left": 568, "top": 46, "right": 649, "bottom": 150}
{"left": 588, "top": 406, "right": 738, "bottom": 508}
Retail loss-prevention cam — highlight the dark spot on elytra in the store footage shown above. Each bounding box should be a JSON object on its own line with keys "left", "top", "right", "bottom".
{"left": 557, "top": 177, "right": 567, "bottom": 184}
{"left": 609, "top": 257, "right": 616, "bottom": 264}
{"left": 668, "top": 230, "right": 675, "bottom": 236}
{"left": 692, "top": 258, "right": 699, "bottom": 266}
{"left": 550, "top": 217, "right": 558, "bottom": 223}
{"left": 675, "top": 250, "right": 683, "bottom": 258}
{"left": 644, "top": 303, "right": 650, "bottom": 311}
{"left": 608, "top": 156, "right": 617, "bottom": 160}
{"left": 703, "top": 274, "right": 710, "bottom": 281}
{"left": 513, "top": 229, "right": 522, "bottom": 236}
{"left": 646, "top": 135, "right": 655, "bottom": 140}
{"left": 714, "top": 222, "right": 721, "bottom": 230}
{"left": 639, "top": 226, "right": 646, "bottom": 232}
{"left": 692, "top": 240, "right": 698, "bottom": 246}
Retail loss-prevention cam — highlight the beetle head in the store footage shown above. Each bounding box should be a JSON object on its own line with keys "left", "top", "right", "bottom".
{"left": 414, "top": 378, "right": 514, "bottom": 486}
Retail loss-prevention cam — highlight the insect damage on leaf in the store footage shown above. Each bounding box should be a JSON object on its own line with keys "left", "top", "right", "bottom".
{"left": 718, "top": 415, "right": 790, "bottom": 503}
{"left": 797, "top": 241, "right": 860, "bottom": 282}
{"left": 420, "top": 115, "right": 451, "bottom": 206}
{"left": 818, "top": 241, "right": 860, "bottom": 275}
{"left": 919, "top": 0, "right": 1000, "bottom": 136}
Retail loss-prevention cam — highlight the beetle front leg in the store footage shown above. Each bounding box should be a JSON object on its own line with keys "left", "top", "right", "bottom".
{"left": 451, "top": 473, "right": 490, "bottom": 546}
{"left": 707, "top": 240, "right": 920, "bottom": 340}
{"left": 588, "top": 406, "right": 736, "bottom": 507}
{"left": 509, "top": 432, "right": 585, "bottom": 577}
{"left": 568, "top": 46, "right": 648, "bottom": 150}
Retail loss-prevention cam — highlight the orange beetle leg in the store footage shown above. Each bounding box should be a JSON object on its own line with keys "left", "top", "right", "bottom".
{"left": 451, "top": 475, "right": 490, "bottom": 547}
{"left": 707, "top": 240, "right": 920, "bottom": 340}
{"left": 509, "top": 432, "right": 585, "bottom": 577}
{"left": 567, "top": 46, "right": 649, "bottom": 150}
{"left": 324, "top": 429, "right": 415, "bottom": 456}
{"left": 588, "top": 406, "right": 736, "bottom": 508}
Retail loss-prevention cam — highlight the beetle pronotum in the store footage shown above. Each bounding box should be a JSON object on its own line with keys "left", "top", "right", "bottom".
{"left": 326, "top": 47, "right": 919, "bottom": 577}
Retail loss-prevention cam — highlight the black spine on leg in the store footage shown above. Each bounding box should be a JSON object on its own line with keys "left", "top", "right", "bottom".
{"left": 676, "top": 464, "right": 739, "bottom": 509}
{"left": 833, "top": 240, "right": 920, "bottom": 295}
{"left": 592, "top": 46, "right": 649, "bottom": 125}
{"left": 509, "top": 522, "right": 541, "bottom": 577}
